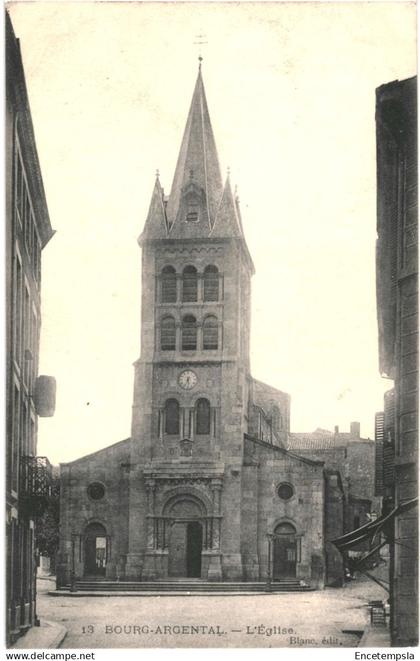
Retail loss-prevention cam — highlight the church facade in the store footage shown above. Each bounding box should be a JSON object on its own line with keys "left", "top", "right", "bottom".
{"left": 58, "top": 67, "right": 340, "bottom": 587}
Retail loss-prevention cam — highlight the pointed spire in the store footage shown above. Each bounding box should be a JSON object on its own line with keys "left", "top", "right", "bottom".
{"left": 234, "top": 184, "right": 245, "bottom": 235}
{"left": 166, "top": 67, "right": 223, "bottom": 233}
{"left": 139, "top": 176, "right": 168, "bottom": 243}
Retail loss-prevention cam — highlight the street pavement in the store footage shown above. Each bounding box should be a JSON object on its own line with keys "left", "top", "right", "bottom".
{"left": 37, "top": 576, "right": 388, "bottom": 649}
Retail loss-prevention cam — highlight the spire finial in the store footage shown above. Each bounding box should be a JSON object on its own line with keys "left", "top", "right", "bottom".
{"left": 194, "top": 34, "right": 207, "bottom": 70}
{"left": 227, "top": 166, "right": 231, "bottom": 179}
{"left": 155, "top": 168, "right": 160, "bottom": 180}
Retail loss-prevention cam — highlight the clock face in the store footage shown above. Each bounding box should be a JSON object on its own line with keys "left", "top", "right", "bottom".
{"left": 178, "top": 370, "right": 197, "bottom": 390}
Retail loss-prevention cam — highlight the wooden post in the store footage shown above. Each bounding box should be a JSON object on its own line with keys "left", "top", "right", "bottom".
{"left": 70, "top": 535, "right": 76, "bottom": 592}
{"left": 265, "top": 535, "right": 272, "bottom": 592}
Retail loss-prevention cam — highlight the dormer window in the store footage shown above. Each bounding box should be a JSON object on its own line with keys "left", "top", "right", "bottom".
{"left": 186, "top": 202, "right": 199, "bottom": 222}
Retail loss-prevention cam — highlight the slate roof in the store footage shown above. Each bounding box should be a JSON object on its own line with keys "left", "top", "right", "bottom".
{"left": 288, "top": 430, "right": 373, "bottom": 452}
{"left": 166, "top": 66, "right": 223, "bottom": 232}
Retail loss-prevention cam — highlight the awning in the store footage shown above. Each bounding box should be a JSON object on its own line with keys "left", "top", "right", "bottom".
{"left": 330, "top": 497, "right": 418, "bottom": 552}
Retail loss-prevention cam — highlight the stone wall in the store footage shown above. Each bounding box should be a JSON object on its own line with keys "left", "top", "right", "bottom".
{"left": 324, "top": 472, "right": 345, "bottom": 586}
{"left": 57, "top": 439, "right": 131, "bottom": 586}
{"left": 242, "top": 437, "right": 325, "bottom": 586}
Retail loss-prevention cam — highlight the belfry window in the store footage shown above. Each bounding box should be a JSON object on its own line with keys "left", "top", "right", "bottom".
{"left": 196, "top": 398, "right": 211, "bottom": 435}
{"left": 182, "top": 315, "right": 197, "bottom": 350}
{"left": 161, "top": 316, "right": 176, "bottom": 350}
{"left": 203, "top": 265, "right": 219, "bottom": 301}
{"left": 182, "top": 266, "right": 198, "bottom": 302}
{"left": 203, "top": 316, "right": 218, "bottom": 350}
{"left": 161, "top": 266, "right": 177, "bottom": 303}
{"left": 186, "top": 201, "right": 199, "bottom": 222}
{"left": 165, "top": 399, "right": 180, "bottom": 435}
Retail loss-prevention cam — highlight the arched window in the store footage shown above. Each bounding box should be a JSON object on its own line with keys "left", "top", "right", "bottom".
{"left": 165, "top": 399, "right": 180, "bottom": 435}
{"left": 272, "top": 405, "right": 283, "bottom": 431}
{"left": 161, "top": 316, "right": 176, "bottom": 350}
{"left": 203, "top": 315, "right": 218, "bottom": 350}
{"left": 203, "top": 265, "right": 219, "bottom": 301}
{"left": 182, "top": 315, "right": 197, "bottom": 350}
{"left": 196, "top": 398, "right": 211, "bottom": 435}
{"left": 161, "top": 266, "right": 177, "bottom": 303}
{"left": 182, "top": 266, "right": 198, "bottom": 302}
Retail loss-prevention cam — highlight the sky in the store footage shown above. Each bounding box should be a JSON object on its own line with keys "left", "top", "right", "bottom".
{"left": 7, "top": 1, "right": 416, "bottom": 465}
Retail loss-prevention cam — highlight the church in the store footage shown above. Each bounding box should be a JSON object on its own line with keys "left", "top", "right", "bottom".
{"left": 58, "top": 65, "right": 351, "bottom": 588}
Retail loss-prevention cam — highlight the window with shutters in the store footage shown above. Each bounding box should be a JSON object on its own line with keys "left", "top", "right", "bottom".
{"left": 203, "top": 316, "right": 218, "bottom": 350}
{"left": 14, "top": 128, "right": 41, "bottom": 286}
{"left": 23, "top": 284, "right": 31, "bottom": 386}
{"left": 12, "top": 383, "right": 20, "bottom": 493}
{"left": 196, "top": 398, "right": 211, "bottom": 435}
{"left": 13, "top": 254, "right": 22, "bottom": 364}
{"left": 203, "top": 265, "right": 219, "bottom": 301}
{"left": 15, "top": 148, "right": 23, "bottom": 225}
{"left": 182, "top": 315, "right": 197, "bottom": 350}
{"left": 165, "top": 399, "right": 180, "bottom": 435}
{"left": 182, "top": 266, "right": 198, "bottom": 302}
{"left": 160, "top": 316, "right": 176, "bottom": 350}
{"left": 161, "top": 266, "right": 177, "bottom": 303}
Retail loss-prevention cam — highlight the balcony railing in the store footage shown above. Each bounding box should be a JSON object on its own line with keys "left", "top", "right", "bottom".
{"left": 20, "top": 456, "right": 53, "bottom": 515}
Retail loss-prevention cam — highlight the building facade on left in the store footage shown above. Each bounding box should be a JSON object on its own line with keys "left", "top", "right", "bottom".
{"left": 6, "top": 12, "right": 56, "bottom": 646}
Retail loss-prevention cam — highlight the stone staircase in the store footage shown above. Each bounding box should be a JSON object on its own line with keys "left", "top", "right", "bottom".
{"left": 59, "top": 577, "right": 314, "bottom": 594}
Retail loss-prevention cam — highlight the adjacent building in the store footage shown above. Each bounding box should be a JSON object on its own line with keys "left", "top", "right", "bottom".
{"left": 289, "top": 423, "right": 380, "bottom": 578}
{"left": 6, "top": 12, "right": 55, "bottom": 645}
{"left": 375, "top": 76, "right": 418, "bottom": 646}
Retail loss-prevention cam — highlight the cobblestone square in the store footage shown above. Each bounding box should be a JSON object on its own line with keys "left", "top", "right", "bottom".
{"left": 37, "top": 577, "right": 388, "bottom": 648}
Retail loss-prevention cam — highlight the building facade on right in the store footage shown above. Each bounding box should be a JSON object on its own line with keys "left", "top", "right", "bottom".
{"left": 376, "top": 76, "right": 418, "bottom": 646}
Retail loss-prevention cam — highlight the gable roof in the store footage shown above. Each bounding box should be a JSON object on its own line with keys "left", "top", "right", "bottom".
{"left": 60, "top": 438, "right": 131, "bottom": 466}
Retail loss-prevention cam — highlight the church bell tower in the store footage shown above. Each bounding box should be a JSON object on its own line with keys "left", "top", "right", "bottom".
{"left": 126, "top": 63, "right": 255, "bottom": 581}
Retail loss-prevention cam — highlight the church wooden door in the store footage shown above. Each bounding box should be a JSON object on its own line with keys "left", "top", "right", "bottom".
{"left": 168, "top": 522, "right": 187, "bottom": 577}
{"left": 186, "top": 521, "right": 202, "bottom": 578}
{"left": 84, "top": 523, "right": 107, "bottom": 577}
{"left": 168, "top": 520, "right": 203, "bottom": 578}
{"left": 272, "top": 523, "right": 297, "bottom": 580}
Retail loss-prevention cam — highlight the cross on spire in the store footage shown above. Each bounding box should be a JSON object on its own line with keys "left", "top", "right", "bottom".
{"left": 194, "top": 34, "right": 207, "bottom": 68}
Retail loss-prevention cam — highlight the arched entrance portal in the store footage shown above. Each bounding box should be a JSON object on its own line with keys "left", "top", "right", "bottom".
{"left": 273, "top": 522, "right": 297, "bottom": 580}
{"left": 84, "top": 522, "right": 107, "bottom": 576}
{"left": 165, "top": 496, "right": 205, "bottom": 578}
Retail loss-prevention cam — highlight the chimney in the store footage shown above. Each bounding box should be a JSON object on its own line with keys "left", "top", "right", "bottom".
{"left": 350, "top": 421, "right": 360, "bottom": 438}
{"left": 334, "top": 425, "right": 339, "bottom": 435}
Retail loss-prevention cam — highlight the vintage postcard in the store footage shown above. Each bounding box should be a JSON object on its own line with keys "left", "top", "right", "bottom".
{"left": 5, "top": 0, "right": 418, "bottom": 653}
